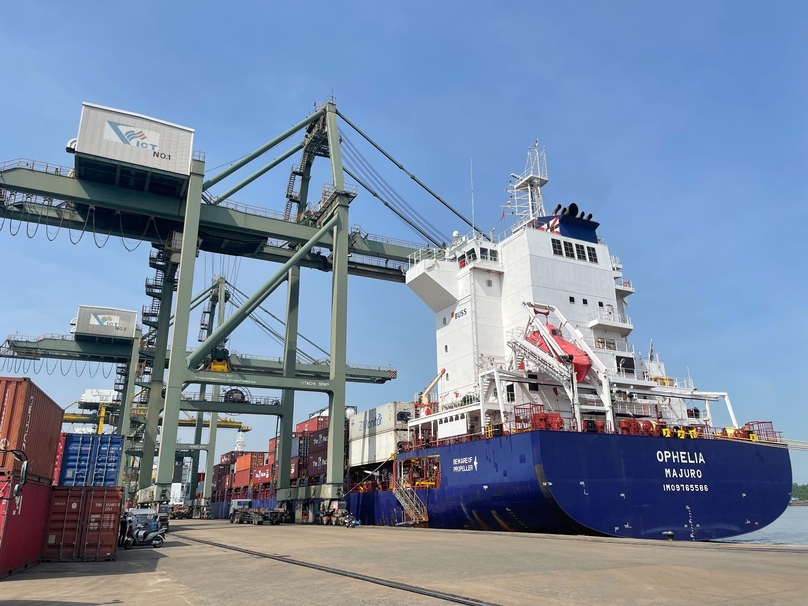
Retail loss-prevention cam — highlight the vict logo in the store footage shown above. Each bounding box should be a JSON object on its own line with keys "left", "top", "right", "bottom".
{"left": 104, "top": 121, "right": 161, "bottom": 151}
{"left": 90, "top": 314, "right": 120, "bottom": 327}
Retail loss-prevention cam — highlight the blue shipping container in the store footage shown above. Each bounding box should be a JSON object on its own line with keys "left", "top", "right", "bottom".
{"left": 58, "top": 434, "right": 123, "bottom": 487}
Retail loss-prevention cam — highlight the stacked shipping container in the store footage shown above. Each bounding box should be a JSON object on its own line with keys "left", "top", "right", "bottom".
{"left": 348, "top": 402, "right": 414, "bottom": 467}
{"left": 0, "top": 378, "right": 64, "bottom": 482}
{"left": 0, "top": 378, "right": 64, "bottom": 578}
{"left": 42, "top": 487, "right": 124, "bottom": 562}
{"left": 52, "top": 434, "right": 123, "bottom": 487}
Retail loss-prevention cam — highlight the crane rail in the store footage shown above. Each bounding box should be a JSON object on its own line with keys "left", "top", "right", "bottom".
{"left": 174, "top": 533, "right": 500, "bottom": 606}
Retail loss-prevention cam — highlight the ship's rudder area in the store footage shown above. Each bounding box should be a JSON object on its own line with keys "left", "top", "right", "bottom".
{"left": 534, "top": 430, "right": 792, "bottom": 540}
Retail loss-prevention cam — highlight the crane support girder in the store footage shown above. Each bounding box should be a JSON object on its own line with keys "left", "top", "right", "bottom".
{"left": 0, "top": 168, "right": 417, "bottom": 267}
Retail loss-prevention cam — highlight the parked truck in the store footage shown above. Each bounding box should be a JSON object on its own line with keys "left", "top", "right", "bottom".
{"left": 228, "top": 499, "right": 286, "bottom": 525}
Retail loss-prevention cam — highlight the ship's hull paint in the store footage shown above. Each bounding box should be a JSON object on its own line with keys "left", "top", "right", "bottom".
{"left": 345, "top": 431, "right": 792, "bottom": 540}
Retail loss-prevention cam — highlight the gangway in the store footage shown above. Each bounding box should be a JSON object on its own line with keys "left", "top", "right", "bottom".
{"left": 390, "top": 478, "right": 429, "bottom": 524}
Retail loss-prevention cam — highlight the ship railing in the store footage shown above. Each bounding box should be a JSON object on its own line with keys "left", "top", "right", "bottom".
{"left": 615, "top": 279, "right": 634, "bottom": 290}
{"left": 610, "top": 255, "right": 622, "bottom": 270}
{"left": 408, "top": 247, "right": 450, "bottom": 266}
{"left": 612, "top": 401, "right": 653, "bottom": 416}
{"left": 588, "top": 309, "right": 632, "bottom": 325}
{"left": 585, "top": 338, "right": 634, "bottom": 354}
{"left": 639, "top": 373, "right": 695, "bottom": 389}
{"left": 478, "top": 355, "right": 508, "bottom": 372}
{"left": 606, "top": 368, "right": 638, "bottom": 380}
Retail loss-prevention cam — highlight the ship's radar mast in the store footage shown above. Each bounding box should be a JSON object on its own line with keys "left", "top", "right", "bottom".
{"left": 505, "top": 140, "right": 549, "bottom": 222}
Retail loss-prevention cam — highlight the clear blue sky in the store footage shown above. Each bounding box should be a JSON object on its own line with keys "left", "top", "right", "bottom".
{"left": 1, "top": 2, "right": 806, "bottom": 481}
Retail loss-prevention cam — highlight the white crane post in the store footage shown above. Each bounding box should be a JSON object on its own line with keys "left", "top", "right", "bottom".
{"left": 721, "top": 392, "right": 739, "bottom": 428}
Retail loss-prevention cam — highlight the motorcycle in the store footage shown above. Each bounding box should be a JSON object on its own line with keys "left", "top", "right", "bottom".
{"left": 337, "top": 511, "right": 357, "bottom": 528}
{"left": 124, "top": 525, "right": 167, "bottom": 549}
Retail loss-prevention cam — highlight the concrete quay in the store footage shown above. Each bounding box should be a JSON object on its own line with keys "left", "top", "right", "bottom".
{"left": 2, "top": 520, "right": 806, "bottom": 605}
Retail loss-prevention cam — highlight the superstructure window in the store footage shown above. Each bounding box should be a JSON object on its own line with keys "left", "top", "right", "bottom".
{"left": 506, "top": 383, "right": 515, "bottom": 403}
{"left": 528, "top": 373, "right": 539, "bottom": 392}
{"left": 569, "top": 296, "right": 575, "bottom": 303}
{"left": 444, "top": 345, "right": 448, "bottom": 353}
{"left": 489, "top": 250, "right": 498, "bottom": 262}
{"left": 582, "top": 298, "right": 588, "bottom": 305}
{"left": 598, "top": 301, "right": 604, "bottom": 308}
{"left": 443, "top": 317, "right": 447, "bottom": 325}
{"left": 551, "top": 239, "right": 563, "bottom": 256}
{"left": 480, "top": 248, "right": 489, "bottom": 260}
{"left": 586, "top": 246, "right": 598, "bottom": 263}
{"left": 486, "top": 279, "right": 493, "bottom": 287}
{"left": 563, "top": 242, "right": 575, "bottom": 258}
{"left": 575, "top": 244, "right": 586, "bottom": 260}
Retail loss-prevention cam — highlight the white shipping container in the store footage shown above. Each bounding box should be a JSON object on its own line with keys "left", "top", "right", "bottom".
{"left": 348, "top": 402, "right": 415, "bottom": 441}
{"left": 348, "top": 429, "right": 409, "bottom": 467}
{"left": 75, "top": 103, "right": 194, "bottom": 176}
{"left": 73, "top": 306, "right": 138, "bottom": 339}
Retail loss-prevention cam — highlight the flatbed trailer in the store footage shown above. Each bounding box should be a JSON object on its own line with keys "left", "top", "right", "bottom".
{"left": 228, "top": 499, "right": 287, "bottom": 525}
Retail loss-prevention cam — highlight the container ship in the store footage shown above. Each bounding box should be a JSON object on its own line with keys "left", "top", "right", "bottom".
{"left": 209, "top": 143, "right": 792, "bottom": 540}
{"left": 337, "top": 143, "right": 792, "bottom": 541}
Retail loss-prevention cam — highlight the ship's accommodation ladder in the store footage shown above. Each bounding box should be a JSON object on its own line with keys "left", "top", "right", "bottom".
{"left": 390, "top": 478, "right": 429, "bottom": 525}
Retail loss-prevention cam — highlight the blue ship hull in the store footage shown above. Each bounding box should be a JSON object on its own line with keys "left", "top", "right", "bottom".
{"left": 345, "top": 431, "right": 792, "bottom": 540}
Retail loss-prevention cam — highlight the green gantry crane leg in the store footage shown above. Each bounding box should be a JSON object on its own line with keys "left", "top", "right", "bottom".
{"left": 155, "top": 157, "right": 205, "bottom": 499}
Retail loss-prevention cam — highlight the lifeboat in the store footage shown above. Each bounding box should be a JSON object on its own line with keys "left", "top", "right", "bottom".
{"left": 526, "top": 324, "right": 592, "bottom": 382}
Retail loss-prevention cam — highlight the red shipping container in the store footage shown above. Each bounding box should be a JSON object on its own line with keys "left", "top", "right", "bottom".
{"left": 305, "top": 454, "right": 328, "bottom": 477}
{"left": 309, "top": 428, "right": 329, "bottom": 454}
{"left": 223, "top": 474, "right": 234, "bottom": 489}
{"left": 235, "top": 452, "right": 266, "bottom": 472}
{"left": 0, "top": 478, "right": 51, "bottom": 579}
{"left": 252, "top": 464, "right": 273, "bottom": 484}
{"left": 290, "top": 457, "right": 299, "bottom": 480}
{"left": 42, "top": 487, "right": 123, "bottom": 562}
{"left": 233, "top": 469, "right": 251, "bottom": 487}
{"left": 266, "top": 452, "right": 275, "bottom": 468}
{"left": 295, "top": 416, "right": 329, "bottom": 434}
{"left": 219, "top": 451, "right": 239, "bottom": 465}
{"left": 0, "top": 377, "right": 64, "bottom": 483}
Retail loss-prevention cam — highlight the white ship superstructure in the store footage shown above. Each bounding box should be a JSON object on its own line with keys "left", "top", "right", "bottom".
{"left": 406, "top": 143, "right": 738, "bottom": 441}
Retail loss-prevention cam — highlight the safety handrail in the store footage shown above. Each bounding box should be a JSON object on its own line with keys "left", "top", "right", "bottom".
{"left": 0, "top": 158, "right": 74, "bottom": 176}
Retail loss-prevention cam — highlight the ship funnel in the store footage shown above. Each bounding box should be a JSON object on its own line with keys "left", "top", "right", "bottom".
{"left": 568, "top": 203, "right": 579, "bottom": 218}
{"left": 586, "top": 213, "right": 593, "bottom": 220}
{"left": 552, "top": 204, "right": 562, "bottom": 215}
{"left": 578, "top": 211, "right": 585, "bottom": 219}
{"left": 561, "top": 206, "right": 568, "bottom": 215}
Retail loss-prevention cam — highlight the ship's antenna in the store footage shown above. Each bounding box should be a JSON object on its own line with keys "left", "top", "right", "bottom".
{"left": 470, "top": 158, "right": 476, "bottom": 238}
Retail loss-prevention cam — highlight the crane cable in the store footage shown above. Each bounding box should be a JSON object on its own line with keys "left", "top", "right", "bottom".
{"left": 337, "top": 109, "right": 491, "bottom": 241}
{"left": 339, "top": 131, "right": 447, "bottom": 246}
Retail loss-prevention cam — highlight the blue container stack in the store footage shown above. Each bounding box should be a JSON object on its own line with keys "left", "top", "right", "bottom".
{"left": 58, "top": 434, "right": 123, "bottom": 487}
